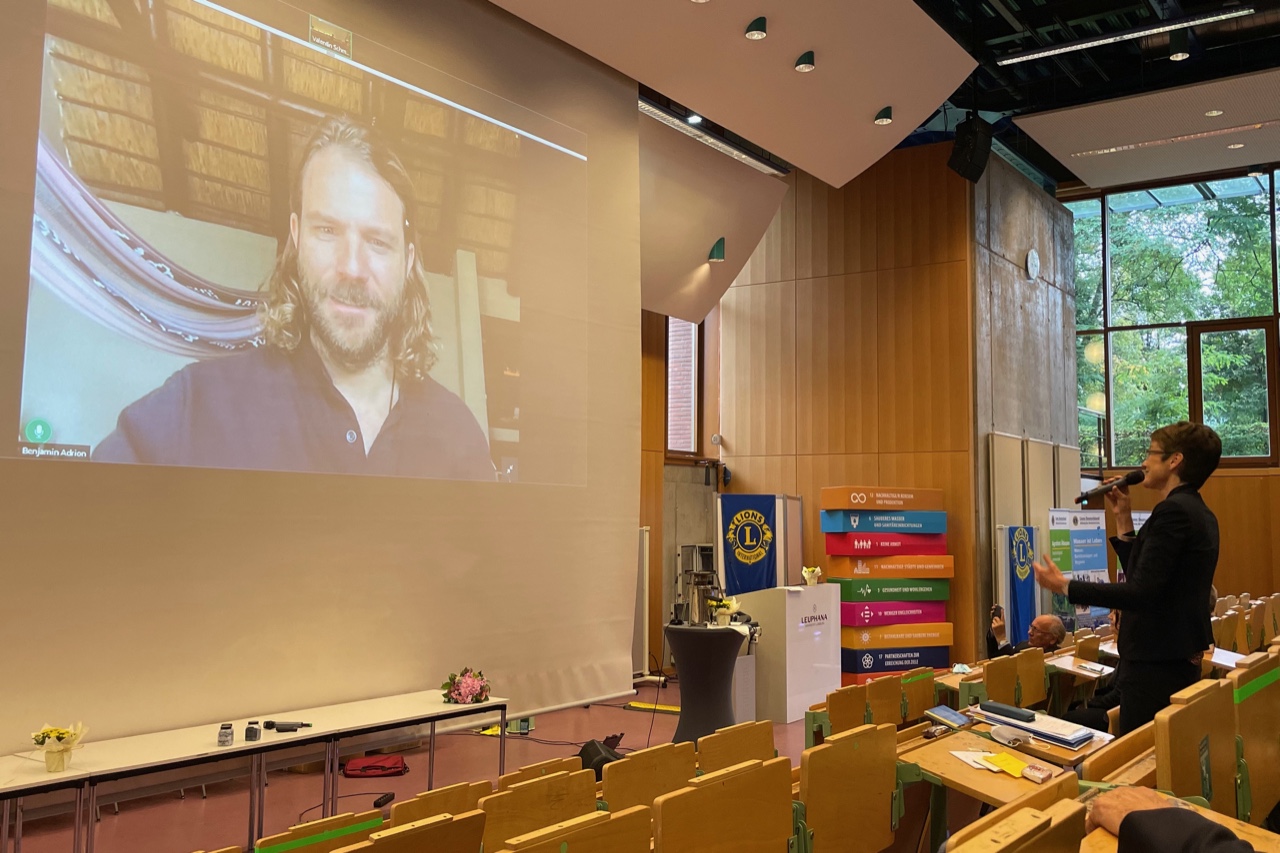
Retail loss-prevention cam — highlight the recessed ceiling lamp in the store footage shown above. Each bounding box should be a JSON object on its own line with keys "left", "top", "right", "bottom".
{"left": 690, "top": 0, "right": 710, "bottom": 3}
{"left": 1205, "top": 109, "right": 1224, "bottom": 117}
{"left": 1169, "top": 29, "right": 1190, "bottom": 61}
{"left": 709, "top": 237, "right": 726, "bottom": 263}
{"left": 745, "top": 16, "right": 767, "bottom": 39}
{"left": 1228, "top": 143, "right": 1245, "bottom": 149}
{"left": 995, "top": 5, "right": 1255, "bottom": 66}
{"left": 687, "top": 113, "right": 703, "bottom": 125}
{"left": 1247, "top": 165, "right": 1266, "bottom": 177}
{"left": 874, "top": 107, "right": 893, "bottom": 125}
{"left": 795, "top": 51, "right": 815, "bottom": 72}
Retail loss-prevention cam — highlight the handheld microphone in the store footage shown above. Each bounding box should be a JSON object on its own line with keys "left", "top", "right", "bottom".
{"left": 264, "top": 720, "right": 313, "bottom": 732}
{"left": 1074, "top": 469, "right": 1143, "bottom": 505}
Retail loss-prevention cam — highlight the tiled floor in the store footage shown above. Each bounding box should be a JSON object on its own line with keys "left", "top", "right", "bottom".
{"left": 11, "top": 682, "right": 812, "bottom": 852}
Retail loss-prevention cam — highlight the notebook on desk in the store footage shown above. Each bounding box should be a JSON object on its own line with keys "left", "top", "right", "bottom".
{"left": 971, "top": 709, "right": 1103, "bottom": 750}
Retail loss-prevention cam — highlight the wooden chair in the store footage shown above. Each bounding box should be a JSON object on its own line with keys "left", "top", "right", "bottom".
{"left": 1214, "top": 611, "right": 1242, "bottom": 652}
{"left": 866, "top": 674, "right": 905, "bottom": 726}
{"left": 1081, "top": 721, "right": 1156, "bottom": 787}
{"left": 389, "top": 780, "right": 492, "bottom": 826}
{"left": 255, "top": 810, "right": 384, "bottom": 853}
{"left": 1073, "top": 628, "right": 1096, "bottom": 642}
{"left": 1233, "top": 608, "right": 1252, "bottom": 656}
{"left": 600, "top": 741, "right": 696, "bottom": 812}
{"left": 478, "top": 769, "right": 598, "bottom": 853}
{"left": 948, "top": 800, "right": 1087, "bottom": 853}
{"left": 494, "top": 806, "right": 650, "bottom": 853}
{"left": 333, "top": 810, "right": 485, "bottom": 853}
{"left": 1076, "top": 635, "right": 1101, "bottom": 663}
{"left": 1265, "top": 596, "right": 1280, "bottom": 643}
{"left": 499, "top": 756, "right": 583, "bottom": 790}
{"left": 1015, "top": 648, "right": 1049, "bottom": 707}
{"left": 653, "top": 758, "right": 792, "bottom": 853}
{"left": 695, "top": 721, "right": 775, "bottom": 774}
{"left": 1154, "top": 679, "right": 1236, "bottom": 816}
{"left": 827, "top": 684, "right": 869, "bottom": 734}
{"left": 983, "top": 654, "right": 1019, "bottom": 706}
{"left": 799, "top": 723, "right": 897, "bottom": 852}
{"left": 945, "top": 772, "right": 1080, "bottom": 850}
{"left": 902, "top": 667, "right": 937, "bottom": 722}
{"left": 1228, "top": 651, "right": 1280, "bottom": 824}
{"left": 1245, "top": 604, "right": 1268, "bottom": 652}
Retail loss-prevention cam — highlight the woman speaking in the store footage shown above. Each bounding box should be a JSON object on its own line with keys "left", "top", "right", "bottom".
{"left": 1033, "top": 421, "right": 1222, "bottom": 734}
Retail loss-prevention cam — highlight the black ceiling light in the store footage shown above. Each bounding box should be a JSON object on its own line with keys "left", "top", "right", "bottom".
{"left": 1169, "top": 29, "right": 1190, "bottom": 61}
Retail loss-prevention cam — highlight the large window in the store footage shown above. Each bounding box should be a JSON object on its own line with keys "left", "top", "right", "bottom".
{"left": 667, "top": 318, "right": 699, "bottom": 454}
{"left": 1070, "top": 170, "right": 1279, "bottom": 467}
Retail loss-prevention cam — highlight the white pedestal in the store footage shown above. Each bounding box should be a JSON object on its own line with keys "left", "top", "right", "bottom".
{"left": 737, "top": 584, "right": 840, "bottom": 723}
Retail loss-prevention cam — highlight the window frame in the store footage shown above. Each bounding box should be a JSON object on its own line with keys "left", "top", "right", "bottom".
{"left": 665, "top": 316, "right": 703, "bottom": 458}
{"left": 1065, "top": 165, "right": 1280, "bottom": 470}
{"left": 1186, "top": 317, "right": 1280, "bottom": 467}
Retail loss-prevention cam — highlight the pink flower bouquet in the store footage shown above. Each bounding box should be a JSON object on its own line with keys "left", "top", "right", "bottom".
{"left": 441, "top": 667, "right": 491, "bottom": 705}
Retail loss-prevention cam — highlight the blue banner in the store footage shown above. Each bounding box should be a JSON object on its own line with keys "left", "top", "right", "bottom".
{"left": 721, "top": 494, "right": 777, "bottom": 596}
{"left": 820, "top": 510, "right": 947, "bottom": 534}
{"left": 841, "top": 646, "right": 951, "bottom": 674}
{"left": 1008, "top": 526, "right": 1037, "bottom": 646}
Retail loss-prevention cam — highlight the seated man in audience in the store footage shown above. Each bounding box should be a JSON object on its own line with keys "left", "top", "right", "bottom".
{"left": 1063, "top": 610, "right": 1121, "bottom": 731}
{"left": 986, "top": 610, "right": 1066, "bottom": 658}
{"left": 1089, "top": 786, "right": 1257, "bottom": 852}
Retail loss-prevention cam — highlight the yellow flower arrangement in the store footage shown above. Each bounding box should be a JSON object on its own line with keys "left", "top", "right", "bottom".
{"left": 32, "top": 726, "right": 78, "bottom": 746}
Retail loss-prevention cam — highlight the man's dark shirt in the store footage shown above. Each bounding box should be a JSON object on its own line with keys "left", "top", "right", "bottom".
{"left": 986, "top": 631, "right": 1061, "bottom": 659}
{"left": 94, "top": 341, "right": 495, "bottom": 481}
{"left": 1068, "top": 484, "right": 1218, "bottom": 662}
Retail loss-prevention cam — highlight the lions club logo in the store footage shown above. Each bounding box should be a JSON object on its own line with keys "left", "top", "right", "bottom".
{"left": 726, "top": 509, "right": 774, "bottom": 565}
{"left": 1011, "top": 527, "right": 1033, "bottom": 582}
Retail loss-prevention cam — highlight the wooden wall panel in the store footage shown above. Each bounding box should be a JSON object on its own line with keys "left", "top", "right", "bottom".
{"left": 640, "top": 449, "right": 666, "bottom": 668}
{"left": 796, "top": 454, "right": 880, "bottom": 568}
{"left": 795, "top": 274, "right": 879, "bottom": 455}
{"left": 735, "top": 171, "right": 796, "bottom": 287}
{"left": 641, "top": 310, "right": 667, "bottom": 453}
{"left": 875, "top": 261, "right": 972, "bottom": 454}
{"left": 879, "top": 451, "right": 980, "bottom": 662}
{"left": 700, "top": 305, "right": 721, "bottom": 455}
{"left": 842, "top": 165, "right": 879, "bottom": 274}
{"left": 794, "top": 170, "right": 846, "bottom": 280}
{"left": 872, "top": 144, "right": 970, "bottom": 271}
{"left": 721, "top": 455, "right": 798, "bottom": 498}
{"left": 719, "top": 281, "right": 797, "bottom": 457}
{"left": 1112, "top": 469, "right": 1278, "bottom": 598}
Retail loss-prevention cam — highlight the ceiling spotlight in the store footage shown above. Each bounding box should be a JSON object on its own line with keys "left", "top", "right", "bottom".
{"left": 1169, "top": 29, "right": 1190, "bottom": 61}
{"left": 1247, "top": 165, "right": 1266, "bottom": 177}
{"left": 709, "top": 237, "right": 726, "bottom": 263}
{"left": 794, "top": 51, "right": 815, "bottom": 72}
{"left": 690, "top": 0, "right": 711, "bottom": 3}
{"left": 745, "top": 16, "right": 767, "bottom": 39}
{"left": 687, "top": 113, "right": 703, "bottom": 125}
{"left": 1205, "top": 109, "right": 1224, "bottom": 117}
{"left": 1227, "top": 143, "right": 1245, "bottom": 149}
{"left": 874, "top": 107, "right": 893, "bottom": 126}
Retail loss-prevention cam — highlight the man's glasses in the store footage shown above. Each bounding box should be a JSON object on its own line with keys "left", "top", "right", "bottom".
{"left": 1146, "top": 446, "right": 1170, "bottom": 458}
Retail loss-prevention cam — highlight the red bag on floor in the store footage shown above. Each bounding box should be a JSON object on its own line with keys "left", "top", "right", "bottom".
{"left": 342, "top": 755, "right": 409, "bottom": 777}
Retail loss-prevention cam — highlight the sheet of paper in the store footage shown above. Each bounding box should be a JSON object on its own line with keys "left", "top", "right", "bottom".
{"left": 950, "top": 750, "right": 998, "bottom": 771}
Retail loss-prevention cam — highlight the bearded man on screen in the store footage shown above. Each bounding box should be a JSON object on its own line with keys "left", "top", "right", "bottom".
{"left": 94, "top": 116, "right": 495, "bottom": 481}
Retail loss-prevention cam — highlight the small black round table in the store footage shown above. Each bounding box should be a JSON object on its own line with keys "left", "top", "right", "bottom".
{"left": 665, "top": 623, "right": 745, "bottom": 744}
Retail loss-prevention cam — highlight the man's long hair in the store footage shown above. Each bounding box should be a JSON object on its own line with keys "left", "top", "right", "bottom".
{"left": 259, "top": 115, "right": 436, "bottom": 381}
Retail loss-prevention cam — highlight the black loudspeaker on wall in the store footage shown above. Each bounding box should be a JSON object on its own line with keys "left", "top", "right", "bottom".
{"left": 577, "top": 739, "right": 621, "bottom": 782}
{"left": 948, "top": 116, "right": 993, "bottom": 183}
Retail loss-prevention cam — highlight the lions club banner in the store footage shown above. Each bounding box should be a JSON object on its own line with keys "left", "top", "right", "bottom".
{"left": 1007, "top": 526, "right": 1037, "bottom": 646}
{"left": 721, "top": 494, "right": 777, "bottom": 596}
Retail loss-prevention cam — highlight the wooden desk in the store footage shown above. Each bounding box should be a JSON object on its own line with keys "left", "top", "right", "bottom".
{"left": 937, "top": 668, "right": 982, "bottom": 697}
{"left": 0, "top": 692, "right": 508, "bottom": 853}
{"left": 898, "top": 731, "right": 1057, "bottom": 807}
{"left": 1078, "top": 794, "right": 1280, "bottom": 853}
{"left": 1045, "top": 656, "right": 1113, "bottom": 681}
{"left": 969, "top": 723, "right": 1110, "bottom": 768}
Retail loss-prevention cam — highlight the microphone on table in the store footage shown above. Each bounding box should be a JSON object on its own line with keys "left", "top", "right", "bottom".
{"left": 1074, "top": 469, "right": 1144, "bottom": 505}
{"left": 264, "top": 720, "right": 313, "bottom": 732}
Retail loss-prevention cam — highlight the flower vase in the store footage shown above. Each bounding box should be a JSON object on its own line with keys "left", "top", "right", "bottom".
{"left": 44, "top": 749, "right": 70, "bottom": 773}
{"left": 715, "top": 612, "right": 731, "bottom": 626}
